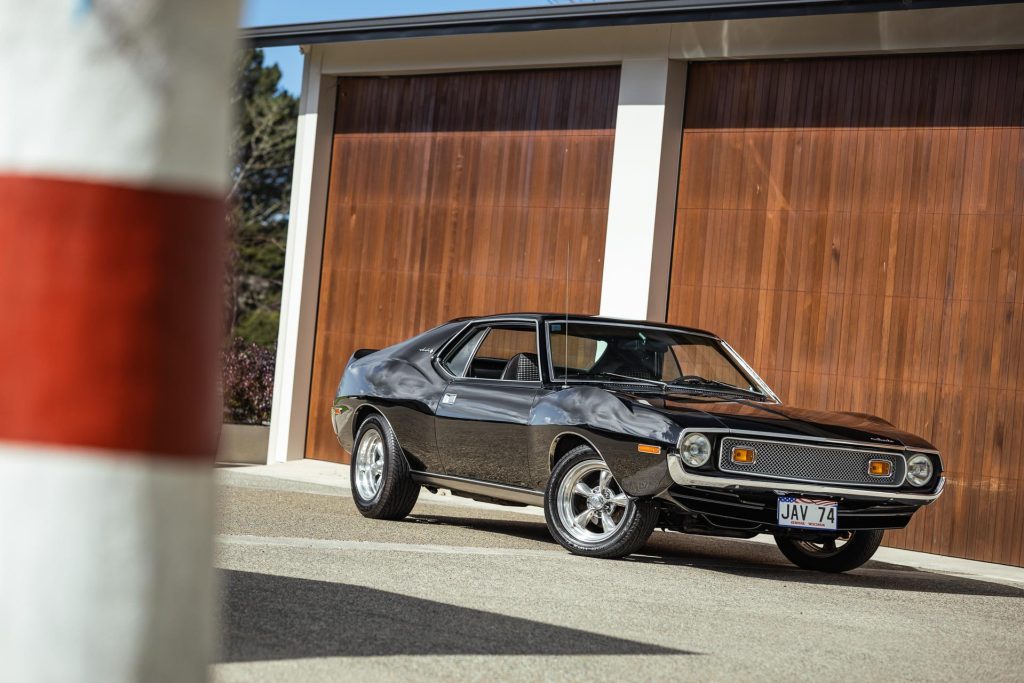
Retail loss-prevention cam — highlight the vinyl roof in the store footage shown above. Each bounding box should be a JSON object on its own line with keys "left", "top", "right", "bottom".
{"left": 241, "top": 0, "right": 1006, "bottom": 48}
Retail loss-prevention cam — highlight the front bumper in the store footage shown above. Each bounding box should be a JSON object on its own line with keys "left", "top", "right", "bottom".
{"left": 663, "top": 485, "right": 922, "bottom": 531}
{"left": 667, "top": 453, "right": 945, "bottom": 505}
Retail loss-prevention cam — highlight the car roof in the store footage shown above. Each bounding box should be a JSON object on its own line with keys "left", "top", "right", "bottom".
{"left": 444, "top": 312, "right": 719, "bottom": 339}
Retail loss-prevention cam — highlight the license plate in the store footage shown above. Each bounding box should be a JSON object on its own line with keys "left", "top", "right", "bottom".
{"left": 777, "top": 496, "right": 838, "bottom": 530}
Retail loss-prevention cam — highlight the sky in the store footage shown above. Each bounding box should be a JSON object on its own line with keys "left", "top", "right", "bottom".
{"left": 242, "top": 1, "right": 590, "bottom": 95}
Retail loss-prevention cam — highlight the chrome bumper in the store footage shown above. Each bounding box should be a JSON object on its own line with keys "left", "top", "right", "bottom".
{"left": 667, "top": 454, "right": 945, "bottom": 505}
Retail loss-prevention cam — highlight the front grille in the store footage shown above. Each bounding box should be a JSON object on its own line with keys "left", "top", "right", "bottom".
{"left": 718, "top": 436, "right": 906, "bottom": 488}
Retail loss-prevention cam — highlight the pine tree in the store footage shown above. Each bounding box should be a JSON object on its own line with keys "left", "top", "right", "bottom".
{"left": 226, "top": 48, "right": 298, "bottom": 347}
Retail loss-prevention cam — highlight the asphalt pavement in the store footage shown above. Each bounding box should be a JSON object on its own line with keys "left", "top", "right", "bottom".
{"left": 211, "top": 467, "right": 1024, "bottom": 682}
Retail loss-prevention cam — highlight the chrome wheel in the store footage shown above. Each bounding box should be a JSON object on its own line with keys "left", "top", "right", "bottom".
{"left": 793, "top": 532, "right": 853, "bottom": 558}
{"left": 556, "top": 459, "right": 630, "bottom": 545}
{"left": 354, "top": 428, "right": 385, "bottom": 501}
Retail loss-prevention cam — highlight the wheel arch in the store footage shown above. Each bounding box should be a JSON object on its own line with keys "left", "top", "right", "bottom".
{"left": 548, "top": 431, "right": 604, "bottom": 472}
{"left": 351, "top": 403, "right": 400, "bottom": 443}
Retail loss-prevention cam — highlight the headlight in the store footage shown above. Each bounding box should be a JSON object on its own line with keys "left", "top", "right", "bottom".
{"left": 679, "top": 433, "right": 712, "bottom": 467}
{"left": 905, "top": 454, "right": 934, "bottom": 487}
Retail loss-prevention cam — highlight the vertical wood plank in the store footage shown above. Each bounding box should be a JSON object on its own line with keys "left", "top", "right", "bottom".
{"left": 668, "top": 53, "right": 1024, "bottom": 566}
{"left": 307, "top": 67, "right": 620, "bottom": 463}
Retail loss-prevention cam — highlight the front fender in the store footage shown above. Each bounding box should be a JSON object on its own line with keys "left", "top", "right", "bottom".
{"left": 529, "top": 387, "right": 699, "bottom": 497}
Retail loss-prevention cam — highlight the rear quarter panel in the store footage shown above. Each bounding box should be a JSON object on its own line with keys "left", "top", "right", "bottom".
{"left": 332, "top": 322, "right": 462, "bottom": 470}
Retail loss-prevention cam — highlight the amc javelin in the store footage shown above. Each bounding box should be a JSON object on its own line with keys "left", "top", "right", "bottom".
{"left": 331, "top": 314, "right": 944, "bottom": 572}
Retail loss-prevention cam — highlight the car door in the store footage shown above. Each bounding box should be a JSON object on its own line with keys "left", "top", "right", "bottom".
{"left": 434, "top": 321, "right": 541, "bottom": 488}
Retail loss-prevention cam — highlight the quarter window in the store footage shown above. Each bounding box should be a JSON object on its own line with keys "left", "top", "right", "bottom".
{"left": 441, "top": 327, "right": 487, "bottom": 377}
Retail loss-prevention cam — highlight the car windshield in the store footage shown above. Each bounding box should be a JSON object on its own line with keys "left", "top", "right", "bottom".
{"left": 548, "top": 321, "right": 766, "bottom": 397}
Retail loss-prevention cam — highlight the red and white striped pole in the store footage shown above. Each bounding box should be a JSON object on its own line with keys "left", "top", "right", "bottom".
{"left": 0, "top": 1, "right": 239, "bottom": 681}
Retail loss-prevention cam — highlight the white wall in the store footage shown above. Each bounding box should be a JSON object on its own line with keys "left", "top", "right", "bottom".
{"left": 266, "top": 47, "right": 336, "bottom": 464}
{"left": 599, "top": 58, "right": 686, "bottom": 322}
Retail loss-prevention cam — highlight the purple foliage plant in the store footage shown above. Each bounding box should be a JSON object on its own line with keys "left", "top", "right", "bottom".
{"left": 222, "top": 338, "right": 275, "bottom": 425}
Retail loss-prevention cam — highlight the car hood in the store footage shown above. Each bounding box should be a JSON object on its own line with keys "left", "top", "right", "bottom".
{"left": 623, "top": 392, "right": 936, "bottom": 451}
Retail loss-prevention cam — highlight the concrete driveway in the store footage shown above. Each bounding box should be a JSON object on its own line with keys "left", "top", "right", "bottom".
{"left": 212, "top": 465, "right": 1024, "bottom": 682}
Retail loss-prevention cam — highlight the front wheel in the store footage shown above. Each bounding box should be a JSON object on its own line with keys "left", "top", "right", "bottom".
{"left": 774, "top": 529, "right": 884, "bottom": 573}
{"left": 544, "top": 446, "right": 658, "bottom": 559}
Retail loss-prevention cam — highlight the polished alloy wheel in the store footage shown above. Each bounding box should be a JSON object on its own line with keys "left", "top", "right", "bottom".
{"left": 354, "top": 427, "right": 385, "bottom": 501}
{"left": 793, "top": 532, "right": 853, "bottom": 558}
{"left": 555, "top": 460, "right": 630, "bottom": 544}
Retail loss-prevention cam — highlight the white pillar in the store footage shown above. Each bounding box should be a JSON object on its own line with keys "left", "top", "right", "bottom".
{"left": 600, "top": 59, "right": 687, "bottom": 322}
{"left": 0, "top": 1, "right": 238, "bottom": 681}
{"left": 267, "top": 47, "right": 336, "bottom": 463}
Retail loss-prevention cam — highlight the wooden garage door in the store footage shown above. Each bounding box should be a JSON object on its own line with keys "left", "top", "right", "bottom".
{"left": 668, "top": 53, "right": 1024, "bottom": 565}
{"left": 305, "top": 67, "right": 619, "bottom": 463}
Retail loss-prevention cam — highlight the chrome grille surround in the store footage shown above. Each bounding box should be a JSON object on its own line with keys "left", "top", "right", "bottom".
{"left": 718, "top": 436, "right": 907, "bottom": 488}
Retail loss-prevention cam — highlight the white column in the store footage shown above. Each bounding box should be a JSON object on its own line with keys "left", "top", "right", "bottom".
{"left": 599, "top": 59, "right": 687, "bottom": 322}
{"left": 0, "top": 2, "right": 238, "bottom": 681}
{"left": 268, "top": 47, "right": 337, "bottom": 464}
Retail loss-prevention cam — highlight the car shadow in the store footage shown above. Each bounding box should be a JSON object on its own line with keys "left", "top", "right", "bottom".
{"left": 217, "top": 569, "right": 694, "bottom": 662}
{"left": 403, "top": 513, "right": 556, "bottom": 544}
{"left": 629, "top": 534, "right": 1024, "bottom": 598}
{"left": 402, "top": 513, "right": 1024, "bottom": 599}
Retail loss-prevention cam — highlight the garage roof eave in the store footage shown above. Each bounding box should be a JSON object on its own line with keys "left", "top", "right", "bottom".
{"left": 240, "top": 0, "right": 1014, "bottom": 48}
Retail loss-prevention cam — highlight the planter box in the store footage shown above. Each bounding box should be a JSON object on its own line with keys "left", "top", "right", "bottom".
{"left": 218, "top": 423, "right": 270, "bottom": 464}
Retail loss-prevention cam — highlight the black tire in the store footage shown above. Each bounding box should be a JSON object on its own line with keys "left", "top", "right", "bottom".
{"left": 774, "top": 529, "right": 884, "bottom": 573}
{"left": 544, "top": 445, "right": 658, "bottom": 559}
{"left": 350, "top": 414, "right": 419, "bottom": 520}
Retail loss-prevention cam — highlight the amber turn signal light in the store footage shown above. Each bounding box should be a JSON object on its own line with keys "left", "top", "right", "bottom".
{"left": 868, "top": 459, "right": 892, "bottom": 477}
{"left": 637, "top": 444, "right": 662, "bottom": 455}
{"left": 731, "top": 447, "right": 755, "bottom": 464}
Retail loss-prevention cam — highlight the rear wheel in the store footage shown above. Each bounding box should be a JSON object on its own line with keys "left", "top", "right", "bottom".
{"left": 774, "top": 529, "right": 884, "bottom": 573}
{"left": 350, "top": 414, "right": 419, "bottom": 520}
{"left": 544, "top": 446, "right": 657, "bottom": 559}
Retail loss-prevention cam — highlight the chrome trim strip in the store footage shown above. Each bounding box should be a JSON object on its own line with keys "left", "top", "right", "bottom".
{"left": 720, "top": 428, "right": 911, "bottom": 452}
{"left": 458, "top": 326, "right": 491, "bottom": 376}
{"left": 717, "top": 436, "right": 909, "bottom": 488}
{"left": 410, "top": 471, "right": 545, "bottom": 507}
{"left": 719, "top": 340, "right": 780, "bottom": 403}
{"left": 545, "top": 318, "right": 720, "bottom": 341}
{"left": 667, "top": 454, "right": 944, "bottom": 504}
{"left": 432, "top": 319, "right": 477, "bottom": 365}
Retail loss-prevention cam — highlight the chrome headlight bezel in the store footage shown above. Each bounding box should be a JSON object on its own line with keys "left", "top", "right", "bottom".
{"left": 678, "top": 432, "right": 712, "bottom": 468}
{"left": 905, "top": 453, "right": 935, "bottom": 487}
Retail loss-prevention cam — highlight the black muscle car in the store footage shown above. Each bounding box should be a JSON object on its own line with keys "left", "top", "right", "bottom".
{"left": 332, "top": 314, "right": 944, "bottom": 572}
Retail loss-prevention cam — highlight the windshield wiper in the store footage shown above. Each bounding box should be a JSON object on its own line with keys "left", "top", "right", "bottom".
{"left": 668, "top": 376, "right": 762, "bottom": 397}
{"left": 578, "top": 372, "right": 666, "bottom": 389}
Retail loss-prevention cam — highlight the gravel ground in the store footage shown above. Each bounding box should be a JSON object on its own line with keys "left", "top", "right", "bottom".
{"left": 212, "top": 479, "right": 1024, "bottom": 682}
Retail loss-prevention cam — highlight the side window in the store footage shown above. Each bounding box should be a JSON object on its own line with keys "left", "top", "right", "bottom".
{"left": 474, "top": 327, "right": 534, "bottom": 363}
{"left": 441, "top": 327, "right": 487, "bottom": 377}
{"left": 454, "top": 324, "right": 539, "bottom": 381}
